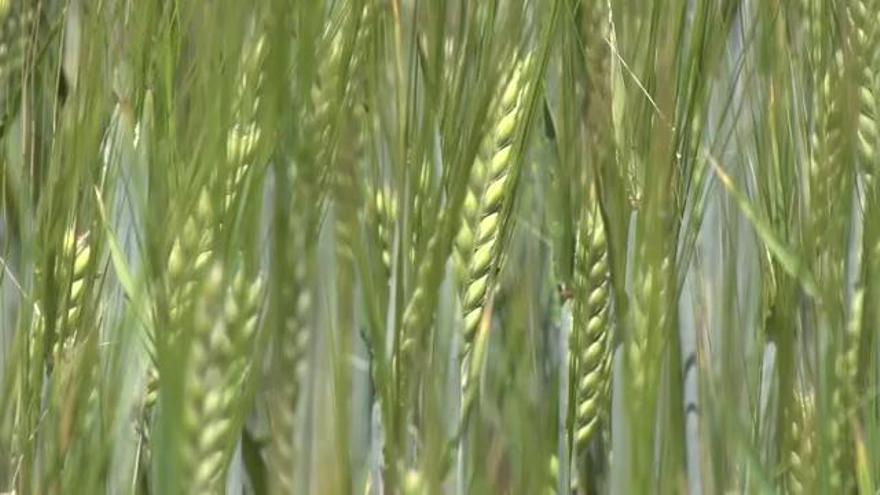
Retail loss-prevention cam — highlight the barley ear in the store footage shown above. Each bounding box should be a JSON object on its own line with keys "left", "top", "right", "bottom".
{"left": 369, "top": 186, "right": 397, "bottom": 277}
{"left": 225, "top": 32, "right": 266, "bottom": 213}
{"left": 459, "top": 54, "right": 533, "bottom": 428}
{"left": 54, "top": 228, "right": 93, "bottom": 361}
{"left": 180, "top": 263, "right": 262, "bottom": 493}
{"left": 267, "top": 173, "right": 315, "bottom": 494}
{"left": 848, "top": 0, "right": 880, "bottom": 185}
{"left": 570, "top": 196, "right": 612, "bottom": 453}
{"left": 787, "top": 391, "right": 816, "bottom": 494}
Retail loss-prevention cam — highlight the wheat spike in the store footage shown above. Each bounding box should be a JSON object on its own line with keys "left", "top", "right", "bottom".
{"left": 453, "top": 157, "right": 488, "bottom": 287}
{"left": 225, "top": 32, "right": 266, "bottom": 213}
{"left": 136, "top": 189, "right": 216, "bottom": 479}
{"left": 787, "top": 391, "right": 816, "bottom": 494}
{"left": 267, "top": 242, "right": 312, "bottom": 494}
{"left": 570, "top": 0, "right": 615, "bottom": 455}
{"left": 167, "top": 189, "right": 215, "bottom": 338}
{"left": 824, "top": 283, "right": 864, "bottom": 494}
{"left": 458, "top": 54, "right": 533, "bottom": 427}
{"left": 849, "top": 0, "right": 880, "bottom": 184}
{"left": 26, "top": 226, "right": 93, "bottom": 376}
{"left": 808, "top": 52, "right": 847, "bottom": 254}
{"left": 581, "top": 0, "right": 614, "bottom": 183}
{"left": 180, "top": 263, "right": 262, "bottom": 493}
{"left": 627, "top": 251, "right": 671, "bottom": 408}
{"left": 370, "top": 187, "right": 397, "bottom": 276}
{"left": 266, "top": 151, "right": 319, "bottom": 495}
{"left": 52, "top": 228, "right": 92, "bottom": 362}
{"left": 460, "top": 55, "right": 531, "bottom": 349}
{"left": 304, "top": 16, "right": 353, "bottom": 172}
{"left": 0, "top": 1, "right": 37, "bottom": 132}
{"left": 570, "top": 197, "right": 612, "bottom": 452}
{"left": 803, "top": 7, "right": 853, "bottom": 490}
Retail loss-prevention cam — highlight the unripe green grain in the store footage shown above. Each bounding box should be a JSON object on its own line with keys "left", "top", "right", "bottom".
{"left": 0, "top": 1, "right": 36, "bottom": 131}
{"left": 808, "top": 51, "right": 847, "bottom": 254}
{"left": 460, "top": 55, "right": 531, "bottom": 349}
{"left": 53, "top": 228, "right": 92, "bottom": 361}
{"left": 458, "top": 54, "right": 533, "bottom": 428}
{"left": 370, "top": 187, "right": 398, "bottom": 276}
{"left": 569, "top": 0, "right": 615, "bottom": 461}
{"left": 167, "top": 189, "right": 215, "bottom": 338}
{"left": 266, "top": 168, "right": 317, "bottom": 495}
{"left": 180, "top": 263, "right": 263, "bottom": 493}
{"left": 570, "top": 197, "right": 612, "bottom": 452}
{"left": 787, "top": 391, "right": 816, "bottom": 494}
{"left": 453, "top": 157, "right": 487, "bottom": 286}
{"left": 848, "top": 0, "right": 880, "bottom": 183}
{"left": 225, "top": 32, "right": 266, "bottom": 213}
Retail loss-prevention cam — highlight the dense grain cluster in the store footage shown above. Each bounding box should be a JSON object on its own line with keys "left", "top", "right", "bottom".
{"left": 569, "top": 0, "right": 615, "bottom": 463}
{"left": 0, "top": 1, "right": 36, "bottom": 131}
{"left": 787, "top": 391, "right": 816, "bottom": 494}
{"left": 627, "top": 251, "right": 671, "bottom": 406}
{"left": 458, "top": 54, "right": 532, "bottom": 427}
{"left": 266, "top": 234, "right": 312, "bottom": 494}
{"left": 52, "top": 228, "right": 93, "bottom": 361}
{"left": 179, "top": 264, "right": 262, "bottom": 493}
{"left": 570, "top": 198, "right": 612, "bottom": 452}
{"left": 848, "top": 0, "right": 880, "bottom": 183}
{"left": 370, "top": 187, "right": 397, "bottom": 276}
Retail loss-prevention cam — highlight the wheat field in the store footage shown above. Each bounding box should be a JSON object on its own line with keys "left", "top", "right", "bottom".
{"left": 0, "top": 0, "right": 878, "bottom": 493}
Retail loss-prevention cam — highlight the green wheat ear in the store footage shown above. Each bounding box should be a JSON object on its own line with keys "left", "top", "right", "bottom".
{"left": 266, "top": 178, "right": 315, "bottom": 494}
{"left": 460, "top": 54, "right": 531, "bottom": 343}
{"left": 458, "top": 53, "right": 533, "bottom": 428}
{"left": 0, "top": 0, "right": 37, "bottom": 131}
{"left": 26, "top": 225, "right": 94, "bottom": 380}
{"left": 136, "top": 188, "right": 216, "bottom": 476}
{"left": 848, "top": 0, "right": 880, "bottom": 183}
{"left": 225, "top": 31, "right": 266, "bottom": 213}
{"left": 370, "top": 186, "right": 397, "bottom": 276}
{"left": 570, "top": 192, "right": 612, "bottom": 452}
{"left": 453, "top": 156, "right": 487, "bottom": 287}
{"left": 627, "top": 251, "right": 672, "bottom": 409}
{"left": 180, "top": 262, "right": 262, "bottom": 493}
{"left": 569, "top": 0, "right": 615, "bottom": 458}
{"left": 53, "top": 228, "right": 93, "bottom": 362}
{"left": 787, "top": 390, "right": 816, "bottom": 494}
{"left": 167, "top": 189, "right": 215, "bottom": 330}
